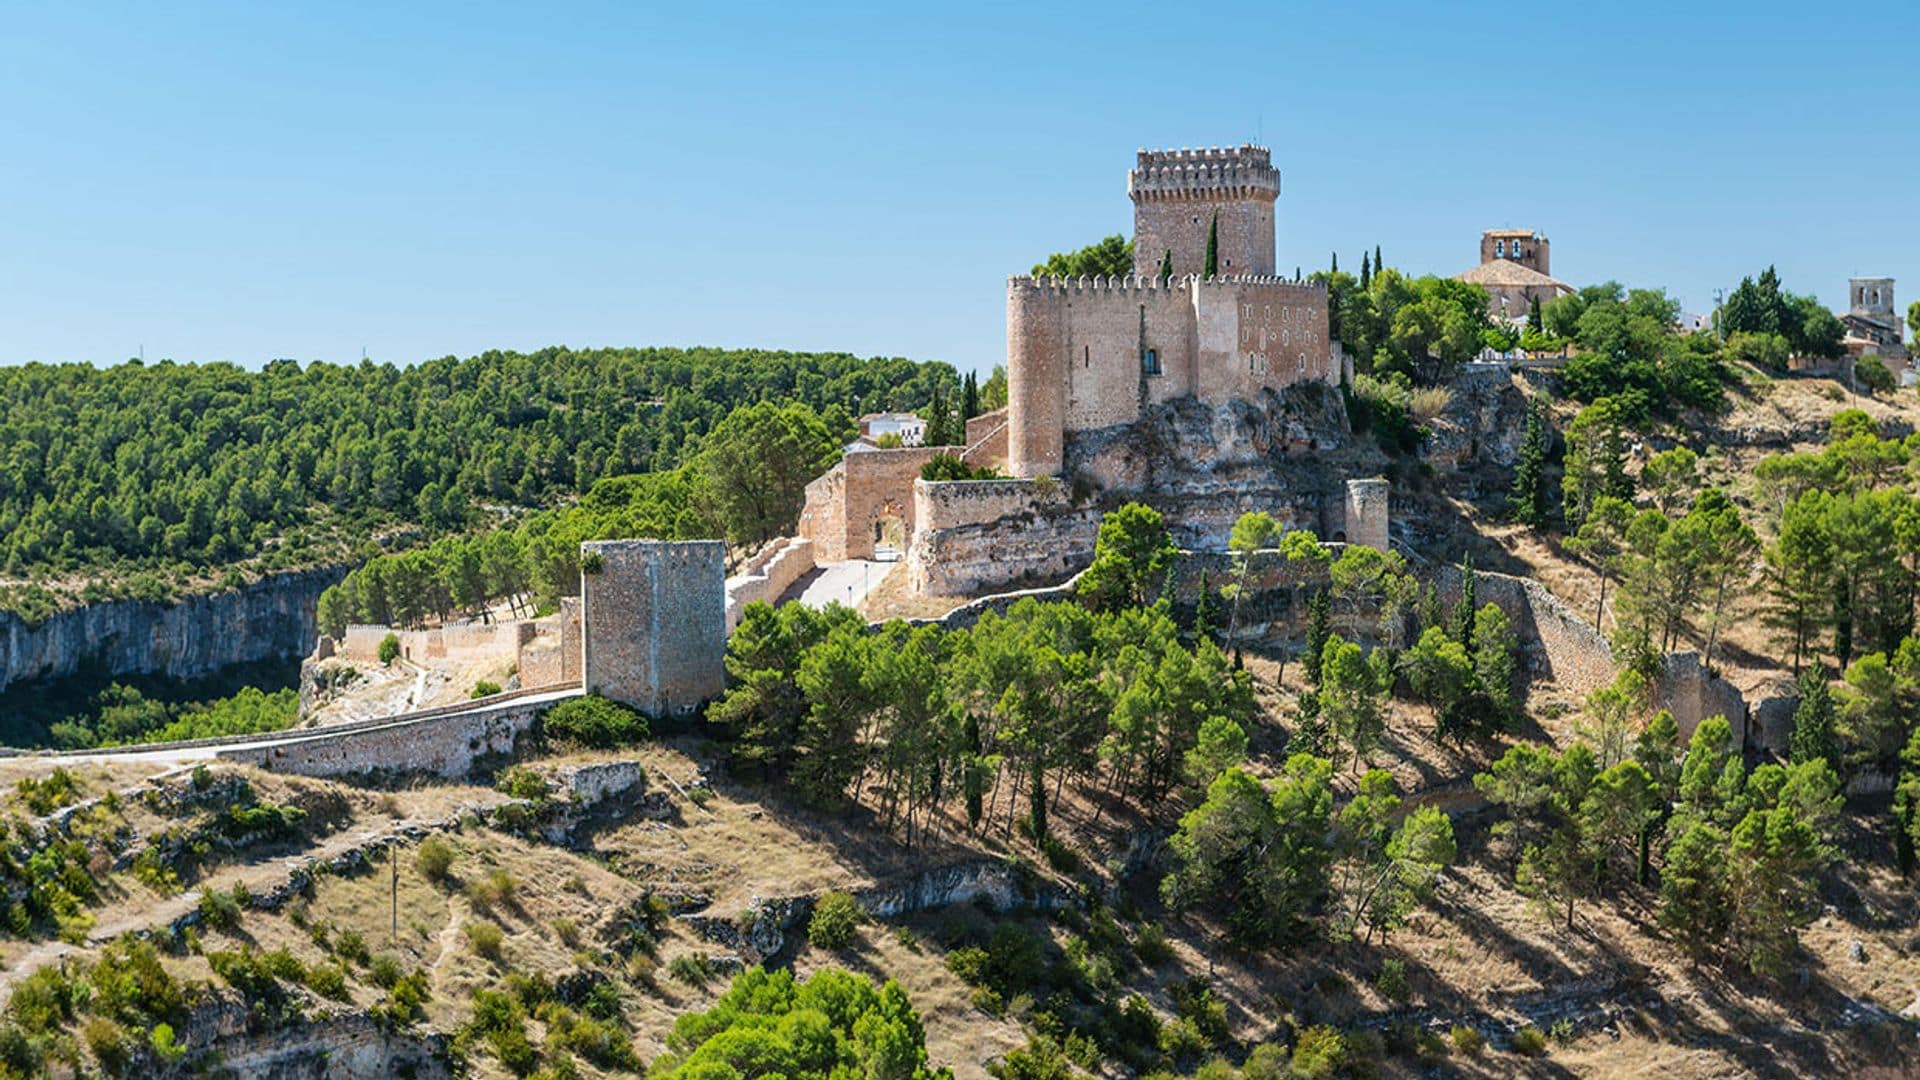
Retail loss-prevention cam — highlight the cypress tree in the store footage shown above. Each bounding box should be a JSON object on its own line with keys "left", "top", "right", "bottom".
{"left": 1027, "top": 758, "right": 1048, "bottom": 841}
{"left": 1330, "top": 251, "right": 1338, "bottom": 274}
{"left": 1452, "top": 552, "right": 1477, "bottom": 645}
{"left": 963, "top": 713, "right": 985, "bottom": 830}
{"left": 1204, "top": 212, "right": 1220, "bottom": 278}
{"left": 1527, "top": 295, "right": 1545, "bottom": 334}
{"left": 925, "top": 384, "right": 950, "bottom": 445}
{"left": 1788, "top": 667, "right": 1836, "bottom": 770}
{"left": 1193, "top": 569, "right": 1219, "bottom": 642}
{"left": 1510, "top": 401, "right": 1549, "bottom": 526}
{"left": 1304, "top": 587, "right": 1332, "bottom": 685}
{"left": 1360, "top": 251, "right": 1371, "bottom": 289}
{"left": 962, "top": 371, "right": 980, "bottom": 421}
{"left": 1159, "top": 249, "right": 1173, "bottom": 283}
{"left": 1374, "top": 244, "right": 1383, "bottom": 273}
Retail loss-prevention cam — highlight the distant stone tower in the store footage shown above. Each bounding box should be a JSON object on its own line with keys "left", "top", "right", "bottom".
{"left": 1851, "top": 277, "right": 1896, "bottom": 321}
{"left": 1343, "top": 478, "right": 1390, "bottom": 553}
{"left": 1129, "top": 146, "right": 1279, "bottom": 279}
{"left": 1479, "top": 229, "right": 1551, "bottom": 276}
{"left": 580, "top": 540, "right": 726, "bottom": 719}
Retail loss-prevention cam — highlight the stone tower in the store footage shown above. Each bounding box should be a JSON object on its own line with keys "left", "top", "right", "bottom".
{"left": 1480, "top": 229, "right": 1550, "bottom": 277}
{"left": 1129, "top": 146, "right": 1279, "bottom": 279}
{"left": 579, "top": 540, "right": 726, "bottom": 719}
{"left": 1850, "top": 277, "right": 1896, "bottom": 320}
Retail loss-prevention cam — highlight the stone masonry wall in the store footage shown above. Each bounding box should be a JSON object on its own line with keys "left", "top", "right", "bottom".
{"left": 796, "top": 447, "right": 947, "bottom": 561}
{"left": 1342, "top": 478, "right": 1390, "bottom": 551}
{"left": 581, "top": 540, "right": 726, "bottom": 718}
{"left": 217, "top": 690, "right": 561, "bottom": 780}
{"left": 724, "top": 536, "right": 817, "bottom": 632}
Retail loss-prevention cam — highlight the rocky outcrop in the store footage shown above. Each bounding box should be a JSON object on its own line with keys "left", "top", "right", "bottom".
{"left": 0, "top": 564, "right": 346, "bottom": 694}
{"left": 1422, "top": 367, "right": 1535, "bottom": 471}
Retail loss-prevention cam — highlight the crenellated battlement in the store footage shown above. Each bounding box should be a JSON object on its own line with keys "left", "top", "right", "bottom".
{"left": 1008, "top": 273, "right": 1326, "bottom": 295}
{"left": 1129, "top": 144, "right": 1280, "bottom": 202}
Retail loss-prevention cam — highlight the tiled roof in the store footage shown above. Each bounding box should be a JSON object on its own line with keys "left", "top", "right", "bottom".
{"left": 1455, "top": 258, "right": 1571, "bottom": 290}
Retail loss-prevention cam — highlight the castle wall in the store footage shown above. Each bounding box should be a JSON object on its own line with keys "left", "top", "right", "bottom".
{"left": 1008, "top": 275, "right": 1331, "bottom": 480}
{"left": 581, "top": 540, "right": 726, "bottom": 718}
{"left": 724, "top": 536, "right": 818, "bottom": 631}
{"left": 796, "top": 447, "right": 947, "bottom": 561}
{"left": 963, "top": 408, "right": 1009, "bottom": 471}
{"left": 217, "top": 689, "right": 561, "bottom": 779}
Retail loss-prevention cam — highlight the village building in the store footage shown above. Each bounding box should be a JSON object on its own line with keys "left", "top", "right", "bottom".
{"left": 1455, "top": 228, "right": 1573, "bottom": 324}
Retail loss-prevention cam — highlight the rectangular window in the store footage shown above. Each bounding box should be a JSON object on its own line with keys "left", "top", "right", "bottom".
{"left": 1142, "top": 348, "right": 1161, "bottom": 376}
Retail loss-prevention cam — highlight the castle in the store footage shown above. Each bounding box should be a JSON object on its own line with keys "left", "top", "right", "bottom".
{"left": 1006, "top": 146, "right": 1337, "bottom": 477}
{"left": 782, "top": 143, "right": 1383, "bottom": 599}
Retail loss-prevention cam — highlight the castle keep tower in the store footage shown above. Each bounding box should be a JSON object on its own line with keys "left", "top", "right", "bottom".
{"left": 1129, "top": 146, "right": 1280, "bottom": 279}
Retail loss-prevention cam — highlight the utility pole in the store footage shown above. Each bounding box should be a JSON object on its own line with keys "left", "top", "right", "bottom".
{"left": 390, "top": 846, "right": 398, "bottom": 944}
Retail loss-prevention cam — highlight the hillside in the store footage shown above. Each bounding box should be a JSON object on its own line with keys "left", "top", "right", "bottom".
{"left": 0, "top": 346, "right": 956, "bottom": 620}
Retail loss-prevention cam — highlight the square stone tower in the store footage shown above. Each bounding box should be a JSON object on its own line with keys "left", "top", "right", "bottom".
{"left": 580, "top": 540, "right": 726, "bottom": 718}
{"left": 1480, "top": 229, "right": 1550, "bottom": 277}
{"left": 1129, "top": 146, "right": 1279, "bottom": 279}
{"left": 1850, "top": 277, "right": 1895, "bottom": 320}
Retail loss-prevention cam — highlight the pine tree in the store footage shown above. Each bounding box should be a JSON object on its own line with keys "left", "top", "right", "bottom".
{"left": 1304, "top": 587, "right": 1332, "bottom": 685}
{"left": 1360, "top": 251, "right": 1372, "bottom": 290}
{"left": 1159, "top": 249, "right": 1173, "bottom": 283}
{"left": 962, "top": 371, "right": 980, "bottom": 421}
{"left": 1451, "top": 553, "right": 1477, "bottom": 645}
{"left": 1787, "top": 667, "right": 1836, "bottom": 769}
{"left": 1510, "top": 401, "right": 1549, "bottom": 526}
{"left": 1204, "top": 212, "right": 1220, "bottom": 278}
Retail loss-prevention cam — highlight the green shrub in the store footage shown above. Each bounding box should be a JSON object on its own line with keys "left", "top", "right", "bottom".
{"left": 17, "top": 768, "right": 83, "bottom": 815}
{"left": 1241, "top": 1042, "right": 1287, "bottom": 1080}
{"left": 808, "top": 891, "right": 865, "bottom": 951}
{"left": 666, "top": 953, "right": 712, "bottom": 985}
{"left": 552, "top": 917, "right": 580, "bottom": 947}
{"left": 416, "top": 836, "right": 456, "bottom": 883}
{"left": 149, "top": 1021, "right": 187, "bottom": 1063}
{"left": 1510, "top": 1025, "right": 1548, "bottom": 1056}
{"left": 83, "top": 1016, "right": 132, "bottom": 1074}
{"left": 198, "top": 885, "right": 243, "bottom": 930}
{"left": 920, "top": 454, "right": 1001, "bottom": 482}
{"left": 1374, "top": 957, "right": 1409, "bottom": 1003}
{"left": 378, "top": 633, "right": 401, "bottom": 666}
{"left": 369, "top": 952, "right": 405, "bottom": 989}
{"left": 542, "top": 695, "right": 647, "bottom": 749}
{"left": 335, "top": 929, "right": 371, "bottom": 966}
{"left": 1133, "top": 923, "right": 1173, "bottom": 967}
{"left": 1288, "top": 1025, "right": 1345, "bottom": 1078}
{"left": 1449, "top": 1024, "right": 1484, "bottom": 1057}
{"left": 496, "top": 766, "right": 551, "bottom": 802}
{"left": 467, "top": 920, "right": 506, "bottom": 960}
{"left": 471, "top": 680, "right": 503, "bottom": 699}
{"left": 465, "top": 868, "right": 519, "bottom": 910}
{"left": 305, "top": 962, "right": 349, "bottom": 1000}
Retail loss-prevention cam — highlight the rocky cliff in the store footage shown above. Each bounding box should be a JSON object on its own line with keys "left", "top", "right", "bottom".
{"left": 0, "top": 565, "right": 346, "bottom": 694}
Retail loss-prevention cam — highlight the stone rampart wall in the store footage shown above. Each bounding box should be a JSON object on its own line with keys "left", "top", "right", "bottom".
{"left": 216, "top": 690, "right": 565, "bottom": 780}
{"left": 724, "top": 537, "right": 817, "bottom": 632}
{"left": 962, "top": 416, "right": 1009, "bottom": 471}
{"left": 796, "top": 448, "right": 946, "bottom": 562}
{"left": 909, "top": 503, "right": 1100, "bottom": 597}
{"left": 914, "top": 478, "right": 1066, "bottom": 532}
{"left": 1436, "top": 566, "right": 1616, "bottom": 698}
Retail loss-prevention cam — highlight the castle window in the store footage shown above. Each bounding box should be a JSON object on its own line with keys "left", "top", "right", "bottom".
{"left": 1143, "top": 348, "right": 1161, "bottom": 376}
{"left": 1495, "top": 240, "right": 1505, "bottom": 258}
{"left": 1084, "top": 345, "right": 1089, "bottom": 369}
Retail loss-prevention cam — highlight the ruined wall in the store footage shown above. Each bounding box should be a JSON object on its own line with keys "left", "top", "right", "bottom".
{"left": 796, "top": 447, "right": 947, "bottom": 561}
{"left": 581, "top": 540, "right": 725, "bottom": 718}
{"left": 338, "top": 617, "right": 530, "bottom": 667}
{"left": 1435, "top": 566, "right": 1617, "bottom": 698}
{"left": 1653, "top": 652, "right": 1749, "bottom": 749}
{"left": 910, "top": 504, "right": 1101, "bottom": 597}
{"left": 724, "top": 536, "right": 818, "bottom": 631}
{"left": 908, "top": 478, "right": 1076, "bottom": 595}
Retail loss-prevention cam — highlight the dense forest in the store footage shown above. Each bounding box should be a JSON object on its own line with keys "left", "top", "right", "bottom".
{"left": 0, "top": 346, "right": 958, "bottom": 611}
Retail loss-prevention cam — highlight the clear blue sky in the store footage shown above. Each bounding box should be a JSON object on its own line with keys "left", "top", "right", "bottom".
{"left": 2, "top": 2, "right": 1914, "bottom": 376}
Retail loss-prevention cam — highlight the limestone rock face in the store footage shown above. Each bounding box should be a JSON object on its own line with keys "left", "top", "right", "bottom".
{"left": 0, "top": 564, "right": 347, "bottom": 694}
{"left": 1422, "top": 367, "right": 1534, "bottom": 471}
